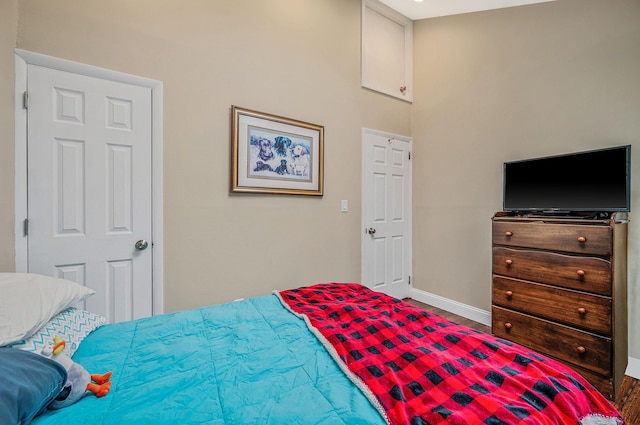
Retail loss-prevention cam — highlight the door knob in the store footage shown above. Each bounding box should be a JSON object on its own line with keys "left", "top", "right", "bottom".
{"left": 135, "top": 240, "right": 149, "bottom": 250}
{"left": 367, "top": 228, "right": 376, "bottom": 235}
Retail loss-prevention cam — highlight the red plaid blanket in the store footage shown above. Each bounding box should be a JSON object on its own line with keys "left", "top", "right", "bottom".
{"left": 278, "top": 283, "right": 623, "bottom": 425}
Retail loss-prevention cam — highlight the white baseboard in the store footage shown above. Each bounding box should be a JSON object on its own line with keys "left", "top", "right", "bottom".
{"left": 410, "top": 288, "right": 491, "bottom": 327}
{"left": 626, "top": 357, "right": 640, "bottom": 379}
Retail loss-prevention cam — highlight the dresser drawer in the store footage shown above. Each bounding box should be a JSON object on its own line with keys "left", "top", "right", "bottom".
{"left": 492, "top": 276, "right": 611, "bottom": 335}
{"left": 493, "top": 221, "right": 612, "bottom": 255}
{"left": 492, "top": 306, "right": 612, "bottom": 376}
{"left": 492, "top": 247, "right": 612, "bottom": 296}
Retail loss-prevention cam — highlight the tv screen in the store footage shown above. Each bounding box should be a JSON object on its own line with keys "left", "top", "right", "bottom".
{"left": 503, "top": 145, "right": 631, "bottom": 213}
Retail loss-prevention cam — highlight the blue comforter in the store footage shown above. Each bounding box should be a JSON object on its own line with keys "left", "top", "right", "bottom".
{"left": 32, "top": 295, "right": 384, "bottom": 425}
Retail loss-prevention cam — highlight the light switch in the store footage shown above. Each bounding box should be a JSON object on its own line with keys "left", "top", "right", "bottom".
{"left": 341, "top": 200, "right": 348, "bottom": 212}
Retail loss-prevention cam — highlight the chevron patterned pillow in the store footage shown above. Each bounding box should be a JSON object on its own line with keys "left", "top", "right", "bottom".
{"left": 9, "top": 308, "right": 106, "bottom": 357}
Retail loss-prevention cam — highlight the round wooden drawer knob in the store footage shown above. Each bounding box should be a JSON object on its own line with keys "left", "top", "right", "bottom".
{"left": 505, "top": 291, "right": 513, "bottom": 299}
{"left": 505, "top": 259, "right": 513, "bottom": 266}
{"left": 576, "top": 346, "right": 586, "bottom": 354}
{"left": 577, "top": 307, "right": 587, "bottom": 315}
{"left": 504, "top": 322, "right": 513, "bottom": 330}
{"left": 505, "top": 231, "right": 513, "bottom": 237}
{"left": 577, "top": 270, "right": 585, "bottom": 277}
{"left": 577, "top": 236, "right": 587, "bottom": 243}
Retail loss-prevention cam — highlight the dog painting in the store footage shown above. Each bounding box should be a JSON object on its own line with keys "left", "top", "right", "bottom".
{"left": 231, "top": 106, "right": 323, "bottom": 195}
{"left": 248, "top": 129, "right": 312, "bottom": 182}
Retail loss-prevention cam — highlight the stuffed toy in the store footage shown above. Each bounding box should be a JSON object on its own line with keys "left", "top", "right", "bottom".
{"left": 41, "top": 336, "right": 112, "bottom": 409}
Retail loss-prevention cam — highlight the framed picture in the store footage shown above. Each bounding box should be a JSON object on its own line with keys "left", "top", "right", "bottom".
{"left": 231, "top": 106, "right": 324, "bottom": 196}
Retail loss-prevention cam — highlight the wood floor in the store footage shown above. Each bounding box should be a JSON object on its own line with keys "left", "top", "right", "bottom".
{"left": 404, "top": 298, "right": 640, "bottom": 424}
{"left": 615, "top": 374, "right": 640, "bottom": 424}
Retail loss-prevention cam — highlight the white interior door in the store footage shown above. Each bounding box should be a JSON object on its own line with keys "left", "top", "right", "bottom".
{"left": 26, "top": 64, "right": 153, "bottom": 323}
{"left": 361, "top": 128, "right": 412, "bottom": 299}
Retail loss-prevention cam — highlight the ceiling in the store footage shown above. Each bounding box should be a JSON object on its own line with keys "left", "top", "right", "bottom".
{"left": 378, "top": 0, "right": 556, "bottom": 20}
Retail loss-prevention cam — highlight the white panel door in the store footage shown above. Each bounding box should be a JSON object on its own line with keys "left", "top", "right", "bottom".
{"left": 27, "top": 64, "right": 153, "bottom": 323}
{"left": 362, "top": 129, "right": 412, "bottom": 299}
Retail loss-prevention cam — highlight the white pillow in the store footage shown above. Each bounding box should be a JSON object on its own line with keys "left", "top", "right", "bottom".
{"left": 0, "top": 273, "right": 95, "bottom": 346}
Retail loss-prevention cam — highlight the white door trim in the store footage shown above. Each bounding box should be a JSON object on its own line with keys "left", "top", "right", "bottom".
{"left": 14, "top": 49, "right": 164, "bottom": 316}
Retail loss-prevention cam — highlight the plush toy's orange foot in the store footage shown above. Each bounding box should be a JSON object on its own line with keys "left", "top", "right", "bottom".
{"left": 91, "top": 371, "right": 112, "bottom": 385}
{"left": 86, "top": 381, "right": 112, "bottom": 397}
{"left": 86, "top": 371, "right": 113, "bottom": 397}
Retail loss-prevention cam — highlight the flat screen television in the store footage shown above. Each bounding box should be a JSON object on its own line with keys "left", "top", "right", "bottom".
{"left": 503, "top": 145, "right": 631, "bottom": 214}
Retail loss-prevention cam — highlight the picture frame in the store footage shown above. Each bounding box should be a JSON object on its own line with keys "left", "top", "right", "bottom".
{"left": 230, "top": 106, "right": 324, "bottom": 196}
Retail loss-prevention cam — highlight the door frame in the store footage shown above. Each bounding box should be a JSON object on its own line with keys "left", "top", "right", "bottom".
{"left": 361, "top": 127, "right": 412, "bottom": 298}
{"left": 14, "top": 49, "right": 164, "bottom": 316}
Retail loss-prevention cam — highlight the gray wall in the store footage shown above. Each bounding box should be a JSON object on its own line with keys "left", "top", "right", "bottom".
{"left": 1, "top": 0, "right": 411, "bottom": 309}
{"left": 0, "top": 0, "right": 17, "bottom": 271}
{"left": 2, "top": 0, "right": 639, "bottom": 360}
{"left": 412, "top": 0, "right": 640, "bottom": 358}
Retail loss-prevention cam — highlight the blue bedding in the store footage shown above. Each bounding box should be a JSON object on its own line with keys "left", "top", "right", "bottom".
{"left": 0, "top": 348, "right": 67, "bottom": 425}
{"left": 32, "top": 294, "right": 384, "bottom": 425}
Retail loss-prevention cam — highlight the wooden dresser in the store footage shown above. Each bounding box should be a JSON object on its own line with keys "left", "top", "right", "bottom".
{"left": 491, "top": 211, "right": 628, "bottom": 400}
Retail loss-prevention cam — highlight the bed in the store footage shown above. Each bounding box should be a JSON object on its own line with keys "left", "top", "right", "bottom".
{"left": 0, "top": 274, "right": 624, "bottom": 425}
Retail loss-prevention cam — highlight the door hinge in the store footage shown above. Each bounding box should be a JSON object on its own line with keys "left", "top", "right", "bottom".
{"left": 23, "top": 91, "right": 28, "bottom": 110}
{"left": 408, "top": 151, "right": 411, "bottom": 160}
{"left": 408, "top": 276, "right": 411, "bottom": 285}
{"left": 23, "top": 218, "right": 29, "bottom": 236}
